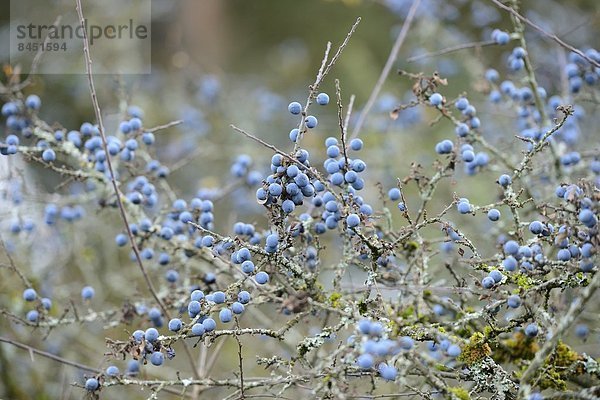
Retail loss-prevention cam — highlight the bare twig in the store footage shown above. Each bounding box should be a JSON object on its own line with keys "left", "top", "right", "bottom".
{"left": 74, "top": 0, "right": 167, "bottom": 318}
{"left": 350, "top": 0, "right": 420, "bottom": 139}
{"left": 0, "top": 335, "right": 99, "bottom": 373}
{"left": 407, "top": 40, "right": 496, "bottom": 63}
{"left": 488, "top": 0, "right": 600, "bottom": 68}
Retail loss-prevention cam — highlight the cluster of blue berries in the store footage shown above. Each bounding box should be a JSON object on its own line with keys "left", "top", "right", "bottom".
{"left": 354, "top": 319, "right": 417, "bottom": 381}
{"left": 491, "top": 29, "right": 510, "bottom": 45}
{"left": 563, "top": 49, "right": 600, "bottom": 93}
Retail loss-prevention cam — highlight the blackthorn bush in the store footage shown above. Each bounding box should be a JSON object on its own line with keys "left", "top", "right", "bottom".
{"left": 0, "top": 1, "right": 599, "bottom": 399}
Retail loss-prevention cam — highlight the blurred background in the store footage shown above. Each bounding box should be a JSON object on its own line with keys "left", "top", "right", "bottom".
{"left": 0, "top": 0, "right": 599, "bottom": 398}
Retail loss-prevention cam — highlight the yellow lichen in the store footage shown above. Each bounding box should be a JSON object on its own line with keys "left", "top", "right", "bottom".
{"left": 328, "top": 292, "right": 342, "bottom": 308}
{"left": 457, "top": 332, "right": 492, "bottom": 365}
{"left": 494, "top": 332, "right": 539, "bottom": 363}
{"left": 538, "top": 342, "right": 583, "bottom": 390}
{"left": 448, "top": 386, "right": 471, "bottom": 400}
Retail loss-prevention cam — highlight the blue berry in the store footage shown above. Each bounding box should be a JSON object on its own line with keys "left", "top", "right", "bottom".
{"left": 326, "top": 145, "right": 340, "bottom": 158}
{"left": 188, "top": 300, "right": 201, "bottom": 317}
{"left": 503, "top": 240, "right": 519, "bottom": 255}
{"left": 510, "top": 57, "right": 525, "bottom": 71}
{"left": 204, "top": 272, "right": 216, "bottom": 284}
{"left": 388, "top": 188, "right": 401, "bottom": 201}
{"left": 190, "top": 290, "right": 204, "bottom": 302}
{"left": 266, "top": 233, "right": 279, "bottom": 248}
{"left": 289, "top": 128, "right": 300, "bottom": 142}
{"left": 455, "top": 97, "right": 469, "bottom": 110}
{"left": 492, "top": 30, "right": 510, "bottom": 45}
{"left": 369, "top": 322, "right": 384, "bottom": 337}
{"left": 132, "top": 330, "right": 145, "bottom": 343}
{"left": 212, "top": 291, "right": 226, "bottom": 304}
{"left": 25, "top": 95, "right": 42, "bottom": 110}
{"left": 219, "top": 308, "right": 233, "bottom": 323}
{"left": 575, "top": 324, "right": 589, "bottom": 338}
{"left": 286, "top": 165, "right": 300, "bottom": 178}
{"left": 447, "top": 344, "right": 461, "bottom": 357}
{"left": 23, "top": 288, "right": 37, "bottom": 301}
{"left": 126, "top": 360, "right": 140, "bottom": 375}
{"left": 350, "top": 138, "right": 363, "bottom": 151}
{"left": 125, "top": 138, "right": 138, "bottom": 151}
{"left": 288, "top": 102, "right": 302, "bottom": 115}
{"left": 142, "top": 132, "right": 155, "bottom": 145}
{"left": 165, "top": 269, "right": 179, "bottom": 283}
{"left": 507, "top": 295, "right": 521, "bottom": 308}
{"left": 455, "top": 123, "right": 469, "bottom": 137}
{"left": 201, "top": 236, "right": 214, "bottom": 247}
{"left": 378, "top": 364, "right": 397, "bottom": 381}
{"left": 487, "top": 209, "right": 501, "bottom": 221}
{"left": 191, "top": 323, "right": 205, "bottom": 336}
{"left": 42, "top": 149, "right": 56, "bottom": 162}
{"left": 81, "top": 286, "right": 95, "bottom": 300}
{"left": 457, "top": 201, "right": 471, "bottom": 214}
{"left": 129, "top": 117, "right": 142, "bottom": 131}
{"left": 168, "top": 318, "right": 182, "bottom": 332}
{"left": 238, "top": 291, "right": 251, "bottom": 304}
{"left": 529, "top": 221, "right": 544, "bottom": 235}
{"left": 578, "top": 209, "right": 594, "bottom": 224}
{"left": 150, "top": 351, "right": 164, "bottom": 366}
{"left": 148, "top": 307, "right": 161, "bottom": 320}
{"left": 316, "top": 93, "right": 330, "bottom": 105}
{"left": 489, "top": 270, "right": 503, "bottom": 283}
{"left": 41, "top": 297, "right": 52, "bottom": 310}
{"left": 305, "top": 115, "right": 318, "bottom": 129}
{"left": 202, "top": 317, "right": 217, "bottom": 332}
{"left": 357, "top": 353, "right": 374, "bottom": 369}
{"left": 482, "top": 276, "right": 495, "bottom": 289}
{"left": 255, "top": 271, "right": 269, "bottom": 284}
{"left": 241, "top": 260, "right": 255, "bottom": 274}
{"left": 435, "top": 140, "right": 454, "bottom": 154}
{"left": 498, "top": 174, "right": 512, "bottom": 187}
{"left": 346, "top": 213, "right": 360, "bottom": 228}
{"left": 484, "top": 69, "right": 499, "bottom": 82}
{"left": 357, "top": 319, "right": 371, "bottom": 334}
{"left": 85, "top": 378, "right": 99, "bottom": 391}
{"left": 145, "top": 328, "right": 159, "bottom": 342}
{"left": 524, "top": 323, "right": 539, "bottom": 337}
{"left": 232, "top": 302, "right": 245, "bottom": 314}
{"left": 268, "top": 183, "right": 282, "bottom": 196}
{"left": 26, "top": 310, "right": 39, "bottom": 322}
{"left": 429, "top": 93, "right": 443, "bottom": 106}
{"left": 461, "top": 149, "right": 475, "bottom": 162}
{"left": 557, "top": 249, "right": 571, "bottom": 261}
{"left": 106, "top": 365, "right": 120, "bottom": 376}
{"left": 119, "top": 121, "right": 132, "bottom": 134}
{"left": 282, "top": 199, "right": 295, "bottom": 214}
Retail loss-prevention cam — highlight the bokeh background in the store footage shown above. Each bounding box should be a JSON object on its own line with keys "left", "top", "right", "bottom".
{"left": 0, "top": 0, "right": 599, "bottom": 398}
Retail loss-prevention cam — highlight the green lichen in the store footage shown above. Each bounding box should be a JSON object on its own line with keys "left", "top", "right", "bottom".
{"left": 457, "top": 332, "right": 492, "bottom": 365}
{"left": 538, "top": 342, "right": 583, "bottom": 390}
{"left": 482, "top": 326, "right": 493, "bottom": 337}
{"left": 434, "top": 363, "right": 450, "bottom": 372}
{"left": 358, "top": 300, "right": 368, "bottom": 315}
{"left": 400, "top": 305, "right": 415, "bottom": 319}
{"left": 495, "top": 332, "right": 538, "bottom": 363}
{"left": 512, "top": 273, "right": 535, "bottom": 289}
{"left": 448, "top": 386, "right": 471, "bottom": 400}
{"left": 328, "top": 292, "right": 342, "bottom": 308}
{"left": 404, "top": 241, "right": 419, "bottom": 252}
